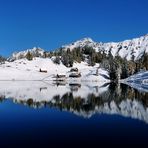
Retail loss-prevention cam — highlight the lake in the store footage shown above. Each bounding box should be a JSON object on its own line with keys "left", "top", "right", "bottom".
{"left": 0, "top": 81, "right": 148, "bottom": 147}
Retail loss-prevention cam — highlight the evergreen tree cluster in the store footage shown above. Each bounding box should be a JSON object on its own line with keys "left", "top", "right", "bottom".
{"left": 53, "top": 46, "right": 106, "bottom": 67}
{"left": 26, "top": 51, "right": 33, "bottom": 61}
{"left": 0, "top": 55, "right": 6, "bottom": 64}
{"left": 102, "top": 53, "right": 148, "bottom": 81}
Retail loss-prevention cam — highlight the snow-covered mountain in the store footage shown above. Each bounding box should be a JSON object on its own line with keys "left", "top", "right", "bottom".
{"left": 61, "top": 34, "right": 148, "bottom": 61}
{"left": 10, "top": 34, "right": 148, "bottom": 61}
{"left": 11, "top": 47, "right": 45, "bottom": 60}
{"left": 3, "top": 34, "right": 148, "bottom": 81}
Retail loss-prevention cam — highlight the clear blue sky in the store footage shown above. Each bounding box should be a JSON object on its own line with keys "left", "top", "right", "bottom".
{"left": 0, "top": 0, "right": 148, "bottom": 56}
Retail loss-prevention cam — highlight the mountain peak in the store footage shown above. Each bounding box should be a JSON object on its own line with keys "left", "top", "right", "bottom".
{"left": 61, "top": 37, "right": 96, "bottom": 51}
{"left": 11, "top": 47, "right": 45, "bottom": 60}
{"left": 80, "top": 37, "right": 94, "bottom": 43}
{"left": 31, "top": 47, "right": 44, "bottom": 51}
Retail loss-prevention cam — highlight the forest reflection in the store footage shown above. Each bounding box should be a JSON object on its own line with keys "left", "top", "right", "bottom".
{"left": 0, "top": 82, "right": 148, "bottom": 123}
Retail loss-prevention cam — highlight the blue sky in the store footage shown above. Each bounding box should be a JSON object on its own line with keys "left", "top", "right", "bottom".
{"left": 0, "top": 0, "right": 148, "bottom": 56}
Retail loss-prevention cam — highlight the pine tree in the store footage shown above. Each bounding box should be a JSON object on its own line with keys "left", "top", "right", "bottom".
{"left": 53, "top": 56, "right": 60, "bottom": 64}
{"left": 26, "top": 51, "right": 33, "bottom": 61}
{"left": 143, "top": 53, "right": 148, "bottom": 70}
{"left": 43, "top": 51, "right": 47, "bottom": 58}
{"left": 0, "top": 55, "right": 6, "bottom": 64}
{"left": 61, "top": 52, "right": 73, "bottom": 67}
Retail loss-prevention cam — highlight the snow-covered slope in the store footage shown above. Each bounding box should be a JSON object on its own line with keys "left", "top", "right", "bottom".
{"left": 61, "top": 34, "right": 148, "bottom": 61}
{"left": 121, "top": 71, "right": 148, "bottom": 92}
{"left": 122, "top": 71, "right": 148, "bottom": 83}
{"left": 0, "top": 58, "right": 109, "bottom": 81}
{"left": 0, "top": 58, "right": 67, "bottom": 80}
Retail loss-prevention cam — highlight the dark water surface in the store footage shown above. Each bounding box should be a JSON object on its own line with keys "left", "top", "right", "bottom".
{"left": 0, "top": 81, "right": 148, "bottom": 147}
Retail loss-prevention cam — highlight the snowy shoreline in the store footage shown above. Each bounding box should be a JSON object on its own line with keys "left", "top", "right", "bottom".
{"left": 0, "top": 57, "right": 110, "bottom": 82}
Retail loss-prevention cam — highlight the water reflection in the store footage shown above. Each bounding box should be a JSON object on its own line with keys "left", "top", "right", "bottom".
{"left": 0, "top": 81, "right": 148, "bottom": 123}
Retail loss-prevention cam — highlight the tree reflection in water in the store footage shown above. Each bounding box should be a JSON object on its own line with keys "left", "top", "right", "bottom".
{"left": 0, "top": 82, "right": 148, "bottom": 123}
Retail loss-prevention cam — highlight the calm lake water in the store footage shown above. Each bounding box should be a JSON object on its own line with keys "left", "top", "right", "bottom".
{"left": 0, "top": 81, "right": 148, "bottom": 147}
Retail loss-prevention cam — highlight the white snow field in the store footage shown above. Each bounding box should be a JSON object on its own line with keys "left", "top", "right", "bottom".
{"left": 0, "top": 58, "right": 109, "bottom": 81}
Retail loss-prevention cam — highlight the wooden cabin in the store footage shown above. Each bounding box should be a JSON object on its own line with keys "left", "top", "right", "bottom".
{"left": 69, "top": 72, "right": 81, "bottom": 78}
{"left": 70, "top": 67, "right": 79, "bottom": 72}
{"left": 39, "top": 68, "right": 47, "bottom": 73}
{"left": 53, "top": 74, "right": 66, "bottom": 81}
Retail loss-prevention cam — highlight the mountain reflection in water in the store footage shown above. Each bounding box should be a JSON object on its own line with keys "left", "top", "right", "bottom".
{"left": 0, "top": 81, "right": 148, "bottom": 124}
